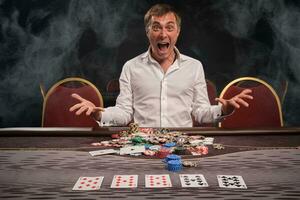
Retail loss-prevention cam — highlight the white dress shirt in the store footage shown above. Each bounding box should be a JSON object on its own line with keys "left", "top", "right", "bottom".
{"left": 100, "top": 47, "right": 222, "bottom": 127}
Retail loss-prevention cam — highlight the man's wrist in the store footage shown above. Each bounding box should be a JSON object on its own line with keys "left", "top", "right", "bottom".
{"left": 92, "top": 111, "right": 102, "bottom": 121}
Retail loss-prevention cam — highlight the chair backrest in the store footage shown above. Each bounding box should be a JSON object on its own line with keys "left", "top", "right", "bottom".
{"left": 106, "top": 79, "right": 120, "bottom": 93}
{"left": 206, "top": 79, "right": 218, "bottom": 105}
{"left": 219, "top": 77, "right": 283, "bottom": 128}
{"left": 42, "top": 77, "right": 103, "bottom": 127}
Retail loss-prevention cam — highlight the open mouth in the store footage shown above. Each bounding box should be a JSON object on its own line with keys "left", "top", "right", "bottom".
{"left": 157, "top": 43, "right": 169, "bottom": 51}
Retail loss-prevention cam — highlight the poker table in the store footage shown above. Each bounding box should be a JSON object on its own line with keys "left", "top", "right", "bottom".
{"left": 0, "top": 127, "right": 300, "bottom": 200}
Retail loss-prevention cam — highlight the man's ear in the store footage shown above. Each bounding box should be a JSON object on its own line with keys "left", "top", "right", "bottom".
{"left": 177, "top": 27, "right": 181, "bottom": 37}
{"left": 145, "top": 27, "right": 150, "bottom": 37}
{"left": 146, "top": 29, "right": 151, "bottom": 39}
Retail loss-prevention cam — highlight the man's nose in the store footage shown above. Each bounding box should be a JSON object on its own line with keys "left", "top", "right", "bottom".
{"left": 160, "top": 28, "right": 168, "bottom": 38}
{"left": 159, "top": 28, "right": 168, "bottom": 38}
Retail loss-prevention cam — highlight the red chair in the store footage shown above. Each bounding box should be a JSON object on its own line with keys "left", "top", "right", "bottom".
{"left": 206, "top": 79, "right": 218, "bottom": 105}
{"left": 219, "top": 77, "right": 283, "bottom": 128}
{"left": 106, "top": 79, "right": 120, "bottom": 93}
{"left": 42, "top": 77, "right": 103, "bottom": 127}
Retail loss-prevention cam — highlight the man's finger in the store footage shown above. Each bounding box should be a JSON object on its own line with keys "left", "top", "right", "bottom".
{"left": 229, "top": 99, "right": 240, "bottom": 108}
{"left": 241, "top": 94, "right": 253, "bottom": 100}
{"left": 71, "top": 93, "right": 86, "bottom": 102}
{"left": 69, "top": 103, "right": 83, "bottom": 112}
{"left": 242, "top": 89, "right": 252, "bottom": 94}
{"left": 86, "top": 107, "right": 93, "bottom": 116}
{"left": 76, "top": 106, "right": 89, "bottom": 116}
{"left": 236, "top": 98, "right": 249, "bottom": 107}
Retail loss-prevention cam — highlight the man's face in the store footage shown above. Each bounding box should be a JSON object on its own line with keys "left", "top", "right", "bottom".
{"left": 147, "top": 12, "right": 180, "bottom": 62}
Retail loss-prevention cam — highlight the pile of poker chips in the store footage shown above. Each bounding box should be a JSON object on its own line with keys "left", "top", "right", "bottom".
{"left": 187, "top": 146, "right": 209, "bottom": 156}
{"left": 91, "top": 123, "right": 214, "bottom": 158}
{"left": 164, "top": 154, "right": 182, "bottom": 172}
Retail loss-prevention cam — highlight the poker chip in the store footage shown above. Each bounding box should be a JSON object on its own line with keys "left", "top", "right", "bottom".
{"left": 167, "top": 160, "right": 182, "bottom": 172}
{"left": 176, "top": 137, "right": 186, "bottom": 146}
{"left": 131, "top": 136, "right": 144, "bottom": 144}
{"left": 100, "top": 141, "right": 110, "bottom": 146}
{"left": 164, "top": 154, "right": 181, "bottom": 163}
{"left": 156, "top": 148, "right": 171, "bottom": 159}
{"left": 182, "top": 161, "right": 198, "bottom": 167}
{"left": 163, "top": 142, "right": 176, "bottom": 148}
{"left": 149, "top": 145, "right": 161, "bottom": 151}
{"left": 143, "top": 150, "right": 156, "bottom": 156}
{"left": 173, "top": 147, "right": 186, "bottom": 155}
{"left": 199, "top": 146, "right": 208, "bottom": 155}
{"left": 128, "top": 123, "right": 139, "bottom": 134}
{"left": 144, "top": 144, "right": 152, "bottom": 149}
{"left": 111, "top": 134, "right": 120, "bottom": 139}
{"left": 161, "top": 128, "right": 170, "bottom": 134}
{"left": 91, "top": 142, "right": 102, "bottom": 146}
{"left": 188, "top": 146, "right": 209, "bottom": 155}
{"left": 213, "top": 143, "right": 225, "bottom": 150}
{"left": 139, "top": 128, "right": 153, "bottom": 134}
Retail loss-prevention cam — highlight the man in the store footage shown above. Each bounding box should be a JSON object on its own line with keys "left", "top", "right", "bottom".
{"left": 70, "top": 4, "right": 252, "bottom": 127}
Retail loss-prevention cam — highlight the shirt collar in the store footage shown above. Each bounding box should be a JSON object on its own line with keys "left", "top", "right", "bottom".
{"left": 141, "top": 46, "right": 188, "bottom": 65}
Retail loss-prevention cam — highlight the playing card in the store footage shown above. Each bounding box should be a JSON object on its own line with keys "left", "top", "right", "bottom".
{"left": 89, "top": 149, "right": 118, "bottom": 156}
{"left": 110, "top": 175, "right": 138, "bottom": 188}
{"left": 203, "top": 137, "right": 214, "bottom": 145}
{"left": 145, "top": 174, "right": 172, "bottom": 188}
{"left": 119, "top": 145, "right": 145, "bottom": 155}
{"left": 179, "top": 174, "right": 209, "bottom": 187}
{"left": 72, "top": 176, "right": 104, "bottom": 190}
{"left": 217, "top": 175, "right": 247, "bottom": 189}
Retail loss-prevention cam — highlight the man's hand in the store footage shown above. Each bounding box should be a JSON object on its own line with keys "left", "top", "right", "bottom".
{"left": 69, "top": 93, "right": 104, "bottom": 120}
{"left": 215, "top": 89, "right": 253, "bottom": 115}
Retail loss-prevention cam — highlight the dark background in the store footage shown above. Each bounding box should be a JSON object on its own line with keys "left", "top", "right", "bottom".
{"left": 0, "top": 0, "right": 299, "bottom": 127}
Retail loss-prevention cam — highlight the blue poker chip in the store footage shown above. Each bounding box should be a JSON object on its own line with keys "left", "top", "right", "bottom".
{"left": 167, "top": 160, "right": 182, "bottom": 172}
{"left": 144, "top": 144, "right": 152, "bottom": 149}
{"left": 163, "top": 142, "right": 176, "bottom": 148}
{"left": 164, "top": 154, "right": 181, "bottom": 163}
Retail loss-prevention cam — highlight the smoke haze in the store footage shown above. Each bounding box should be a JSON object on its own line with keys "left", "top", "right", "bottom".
{"left": 0, "top": 0, "right": 299, "bottom": 127}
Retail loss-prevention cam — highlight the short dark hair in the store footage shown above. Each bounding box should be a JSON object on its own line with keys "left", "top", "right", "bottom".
{"left": 144, "top": 4, "right": 181, "bottom": 32}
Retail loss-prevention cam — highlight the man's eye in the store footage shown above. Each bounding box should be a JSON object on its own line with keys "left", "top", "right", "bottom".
{"left": 152, "top": 25, "right": 161, "bottom": 31}
{"left": 166, "top": 26, "right": 175, "bottom": 31}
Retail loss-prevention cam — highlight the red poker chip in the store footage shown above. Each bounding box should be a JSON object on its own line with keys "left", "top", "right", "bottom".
{"left": 156, "top": 149, "right": 170, "bottom": 158}
{"left": 111, "top": 134, "right": 120, "bottom": 139}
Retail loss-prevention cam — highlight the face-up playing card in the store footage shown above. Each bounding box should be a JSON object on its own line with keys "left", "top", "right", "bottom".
{"left": 145, "top": 174, "right": 172, "bottom": 188}
{"left": 119, "top": 146, "right": 145, "bottom": 155}
{"left": 110, "top": 175, "right": 138, "bottom": 188}
{"left": 217, "top": 175, "right": 247, "bottom": 189}
{"left": 89, "top": 149, "right": 118, "bottom": 156}
{"left": 179, "top": 174, "right": 209, "bottom": 187}
{"left": 72, "top": 176, "right": 104, "bottom": 191}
